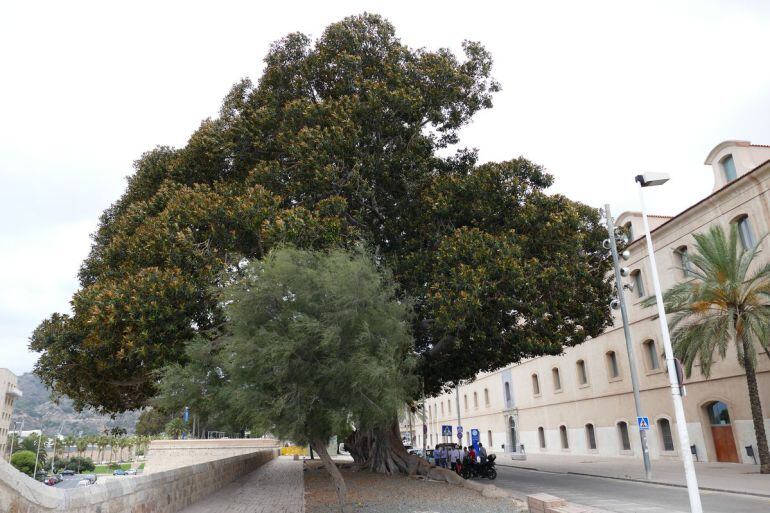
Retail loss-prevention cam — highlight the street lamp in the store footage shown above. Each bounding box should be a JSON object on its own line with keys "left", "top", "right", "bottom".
{"left": 603, "top": 204, "right": 652, "bottom": 480}
{"left": 635, "top": 173, "right": 703, "bottom": 513}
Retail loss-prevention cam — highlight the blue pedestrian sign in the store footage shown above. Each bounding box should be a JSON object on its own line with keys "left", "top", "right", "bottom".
{"left": 637, "top": 416, "right": 650, "bottom": 430}
{"left": 442, "top": 425, "right": 452, "bottom": 437}
{"left": 457, "top": 426, "right": 463, "bottom": 440}
{"left": 470, "top": 428, "right": 480, "bottom": 452}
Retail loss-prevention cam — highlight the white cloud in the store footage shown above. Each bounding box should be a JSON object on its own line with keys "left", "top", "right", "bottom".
{"left": 1, "top": 0, "right": 769, "bottom": 374}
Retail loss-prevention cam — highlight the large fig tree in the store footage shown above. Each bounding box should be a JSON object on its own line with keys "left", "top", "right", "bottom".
{"left": 31, "top": 13, "right": 612, "bottom": 473}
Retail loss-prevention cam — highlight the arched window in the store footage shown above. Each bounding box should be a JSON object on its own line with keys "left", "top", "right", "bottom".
{"left": 617, "top": 421, "right": 631, "bottom": 451}
{"left": 464, "top": 394, "right": 468, "bottom": 411}
{"left": 440, "top": 402, "right": 444, "bottom": 416}
{"left": 560, "top": 425, "right": 569, "bottom": 449}
{"left": 675, "top": 246, "right": 691, "bottom": 277}
{"left": 532, "top": 374, "right": 541, "bottom": 396}
{"left": 576, "top": 360, "right": 588, "bottom": 385}
{"left": 488, "top": 429, "right": 493, "bottom": 448}
{"left": 538, "top": 427, "right": 546, "bottom": 448}
{"left": 473, "top": 391, "right": 478, "bottom": 408}
{"left": 484, "top": 388, "right": 490, "bottom": 406}
{"left": 707, "top": 401, "right": 731, "bottom": 425}
{"left": 504, "top": 382, "right": 511, "bottom": 405}
{"left": 721, "top": 154, "right": 737, "bottom": 182}
{"left": 447, "top": 400, "right": 451, "bottom": 415}
{"left": 643, "top": 340, "right": 660, "bottom": 370}
{"left": 735, "top": 215, "right": 756, "bottom": 250}
{"left": 552, "top": 368, "right": 562, "bottom": 391}
{"left": 631, "top": 270, "right": 645, "bottom": 298}
{"left": 606, "top": 351, "right": 620, "bottom": 379}
{"left": 585, "top": 423, "right": 597, "bottom": 450}
{"left": 658, "top": 418, "right": 674, "bottom": 451}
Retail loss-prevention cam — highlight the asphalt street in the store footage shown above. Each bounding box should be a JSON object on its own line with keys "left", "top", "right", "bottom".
{"left": 493, "top": 465, "right": 770, "bottom": 513}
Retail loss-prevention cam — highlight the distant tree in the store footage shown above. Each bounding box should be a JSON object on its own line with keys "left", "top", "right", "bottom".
{"left": 164, "top": 418, "right": 185, "bottom": 440}
{"left": 10, "top": 450, "right": 38, "bottom": 477}
{"left": 215, "top": 247, "right": 415, "bottom": 511}
{"left": 18, "top": 434, "right": 47, "bottom": 466}
{"left": 135, "top": 408, "right": 171, "bottom": 436}
{"left": 110, "top": 427, "right": 127, "bottom": 437}
{"left": 648, "top": 224, "right": 770, "bottom": 473}
{"left": 75, "top": 437, "right": 89, "bottom": 458}
{"left": 65, "top": 456, "right": 95, "bottom": 472}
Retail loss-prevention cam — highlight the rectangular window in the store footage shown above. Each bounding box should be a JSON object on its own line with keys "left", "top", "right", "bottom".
{"left": 646, "top": 341, "right": 660, "bottom": 370}
{"left": 552, "top": 368, "right": 561, "bottom": 391}
{"left": 659, "top": 419, "right": 675, "bottom": 451}
{"left": 607, "top": 352, "right": 620, "bottom": 378}
{"left": 577, "top": 360, "right": 588, "bottom": 385}
{"left": 633, "top": 271, "right": 645, "bottom": 298}
{"left": 738, "top": 217, "right": 756, "bottom": 250}
{"left": 722, "top": 155, "right": 737, "bottom": 182}
{"left": 618, "top": 422, "right": 631, "bottom": 451}
{"left": 586, "top": 424, "right": 597, "bottom": 450}
{"left": 532, "top": 374, "right": 541, "bottom": 395}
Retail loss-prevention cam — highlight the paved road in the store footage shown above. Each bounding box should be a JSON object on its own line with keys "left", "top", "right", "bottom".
{"left": 494, "top": 465, "right": 770, "bottom": 513}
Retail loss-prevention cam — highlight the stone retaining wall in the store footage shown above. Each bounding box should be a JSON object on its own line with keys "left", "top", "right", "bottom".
{"left": 0, "top": 448, "right": 278, "bottom": 513}
{"left": 145, "top": 438, "right": 279, "bottom": 473}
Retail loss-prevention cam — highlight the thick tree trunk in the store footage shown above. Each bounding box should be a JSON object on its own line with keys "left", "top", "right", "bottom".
{"left": 743, "top": 338, "right": 770, "bottom": 473}
{"left": 311, "top": 438, "right": 351, "bottom": 513}
{"left": 345, "top": 421, "right": 432, "bottom": 476}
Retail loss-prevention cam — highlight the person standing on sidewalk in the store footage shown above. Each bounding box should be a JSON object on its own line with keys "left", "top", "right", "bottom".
{"left": 478, "top": 443, "right": 487, "bottom": 463}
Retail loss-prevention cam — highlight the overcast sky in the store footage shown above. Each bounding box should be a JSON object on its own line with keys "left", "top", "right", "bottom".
{"left": 2, "top": 0, "right": 769, "bottom": 376}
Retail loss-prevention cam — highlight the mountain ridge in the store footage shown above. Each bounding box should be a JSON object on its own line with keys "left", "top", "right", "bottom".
{"left": 10, "top": 373, "right": 140, "bottom": 436}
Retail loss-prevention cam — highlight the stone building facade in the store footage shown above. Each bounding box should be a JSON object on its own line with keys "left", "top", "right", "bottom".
{"left": 403, "top": 140, "right": 770, "bottom": 466}
{"left": 0, "top": 369, "right": 21, "bottom": 457}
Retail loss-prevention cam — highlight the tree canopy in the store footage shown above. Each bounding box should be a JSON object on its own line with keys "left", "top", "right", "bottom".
{"left": 30, "top": 13, "right": 612, "bottom": 414}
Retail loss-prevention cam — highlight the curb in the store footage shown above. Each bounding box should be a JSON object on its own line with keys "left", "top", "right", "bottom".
{"left": 495, "top": 461, "right": 770, "bottom": 499}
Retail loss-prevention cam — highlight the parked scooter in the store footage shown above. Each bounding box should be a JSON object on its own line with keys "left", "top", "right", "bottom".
{"left": 461, "top": 453, "right": 497, "bottom": 480}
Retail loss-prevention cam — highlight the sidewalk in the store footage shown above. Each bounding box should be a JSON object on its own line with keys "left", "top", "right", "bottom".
{"left": 494, "top": 452, "right": 770, "bottom": 497}
{"left": 178, "top": 456, "right": 304, "bottom": 513}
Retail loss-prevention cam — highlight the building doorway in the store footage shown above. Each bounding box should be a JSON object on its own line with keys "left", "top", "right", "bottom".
{"left": 509, "top": 416, "right": 517, "bottom": 452}
{"left": 706, "top": 401, "right": 739, "bottom": 463}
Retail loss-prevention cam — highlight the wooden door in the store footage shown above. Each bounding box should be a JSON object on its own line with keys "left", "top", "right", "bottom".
{"left": 711, "top": 425, "right": 739, "bottom": 463}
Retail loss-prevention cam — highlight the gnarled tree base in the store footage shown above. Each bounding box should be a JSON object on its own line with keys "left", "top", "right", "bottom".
{"left": 345, "top": 421, "right": 432, "bottom": 476}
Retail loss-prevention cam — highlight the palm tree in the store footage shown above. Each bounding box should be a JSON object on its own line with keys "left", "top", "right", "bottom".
{"left": 76, "top": 437, "right": 89, "bottom": 458}
{"left": 650, "top": 224, "right": 769, "bottom": 473}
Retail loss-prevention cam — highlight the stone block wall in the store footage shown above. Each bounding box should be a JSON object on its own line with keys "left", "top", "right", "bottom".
{"left": 145, "top": 438, "right": 279, "bottom": 473}
{"left": 0, "top": 448, "right": 278, "bottom": 513}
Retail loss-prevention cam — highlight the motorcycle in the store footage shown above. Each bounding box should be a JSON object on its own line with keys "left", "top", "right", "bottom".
{"left": 461, "top": 453, "right": 497, "bottom": 480}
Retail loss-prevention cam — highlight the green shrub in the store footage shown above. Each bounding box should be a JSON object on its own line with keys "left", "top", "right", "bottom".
{"left": 10, "top": 450, "right": 38, "bottom": 477}
{"left": 65, "top": 456, "right": 95, "bottom": 472}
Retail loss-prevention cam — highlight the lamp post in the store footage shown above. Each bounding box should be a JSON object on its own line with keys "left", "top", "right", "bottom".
{"left": 636, "top": 173, "right": 702, "bottom": 513}
{"left": 604, "top": 204, "right": 652, "bottom": 480}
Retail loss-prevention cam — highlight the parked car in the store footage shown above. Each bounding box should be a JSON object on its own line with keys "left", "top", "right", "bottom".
{"left": 77, "top": 479, "right": 92, "bottom": 487}
{"left": 44, "top": 477, "right": 57, "bottom": 486}
{"left": 113, "top": 469, "right": 127, "bottom": 476}
{"left": 126, "top": 469, "right": 137, "bottom": 475}
{"left": 61, "top": 469, "right": 75, "bottom": 476}
{"left": 81, "top": 474, "right": 97, "bottom": 484}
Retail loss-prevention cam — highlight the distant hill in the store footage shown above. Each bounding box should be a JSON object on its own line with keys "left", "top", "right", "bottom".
{"left": 10, "top": 373, "right": 140, "bottom": 436}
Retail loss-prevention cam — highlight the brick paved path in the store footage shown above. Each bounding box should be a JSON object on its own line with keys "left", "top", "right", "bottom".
{"left": 178, "top": 456, "right": 304, "bottom": 513}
